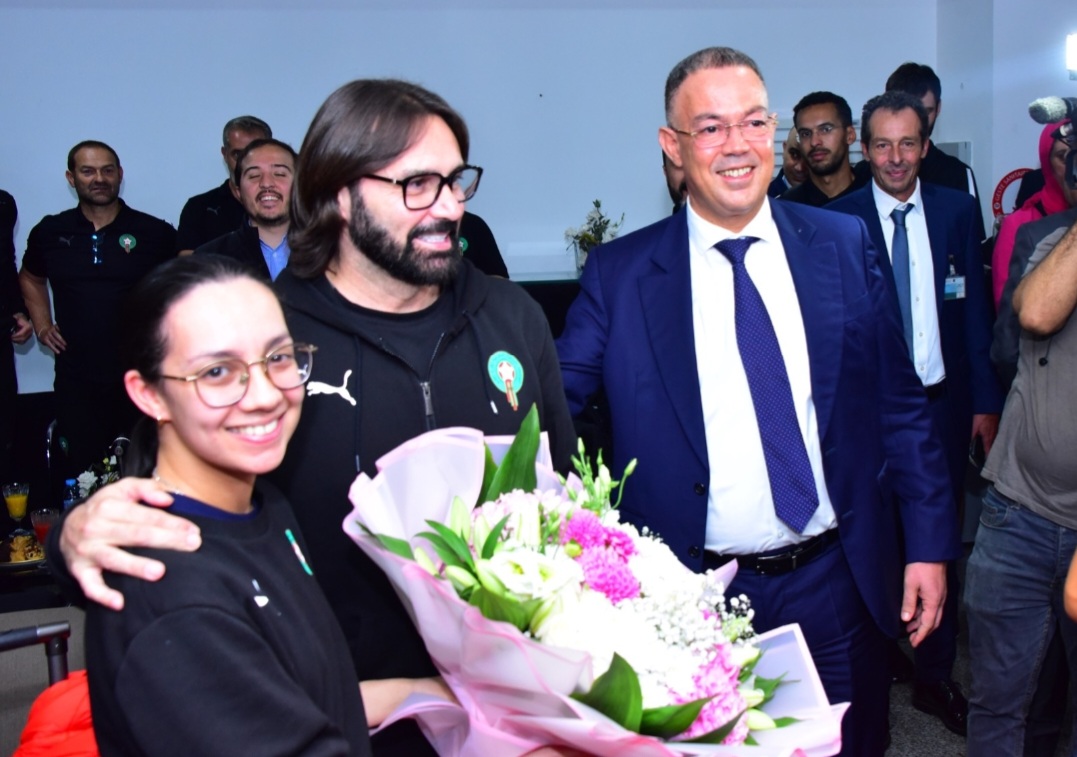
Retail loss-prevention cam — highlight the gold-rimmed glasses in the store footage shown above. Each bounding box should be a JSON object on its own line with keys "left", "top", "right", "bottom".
{"left": 160, "top": 343, "right": 317, "bottom": 408}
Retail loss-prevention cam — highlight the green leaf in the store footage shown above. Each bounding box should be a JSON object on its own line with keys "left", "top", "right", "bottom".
{"left": 478, "top": 446, "right": 497, "bottom": 506}
{"left": 772, "top": 716, "right": 799, "bottom": 728}
{"left": 417, "top": 530, "right": 467, "bottom": 570}
{"left": 639, "top": 697, "right": 711, "bottom": 739}
{"left": 572, "top": 653, "right": 643, "bottom": 732}
{"left": 469, "top": 587, "right": 540, "bottom": 631}
{"left": 744, "top": 735, "right": 758, "bottom": 746}
{"left": 370, "top": 532, "right": 415, "bottom": 561}
{"left": 424, "top": 521, "right": 476, "bottom": 572}
{"left": 754, "top": 673, "right": 786, "bottom": 705}
{"left": 480, "top": 515, "right": 510, "bottom": 560}
{"left": 682, "top": 709, "right": 746, "bottom": 744}
{"left": 482, "top": 405, "right": 540, "bottom": 502}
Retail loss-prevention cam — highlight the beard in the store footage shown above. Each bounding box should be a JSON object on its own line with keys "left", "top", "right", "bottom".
{"left": 346, "top": 188, "right": 461, "bottom": 287}
{"left": 252, "top": 207, "right": 289, "bottom": 228}
{"left": 807, "top": 148, "right": 847, "bottom": 177}
{"left": 250, "top": 190, "right": 289, "bottom": 228}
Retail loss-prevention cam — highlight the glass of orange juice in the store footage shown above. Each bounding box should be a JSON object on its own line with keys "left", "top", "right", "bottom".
{"left": 3, "top": 482, "right": 30, "bottom": 533}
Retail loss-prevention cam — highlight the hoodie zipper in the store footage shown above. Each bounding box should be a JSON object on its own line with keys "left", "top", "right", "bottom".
{"left": 420, "top": 331, "right": 450, "bottom": 430}
{"left": 420, "top": 381, "right": 435, "bottom": 430}
{"left": 374, "top": 330, "right": 450, "bottom": 432}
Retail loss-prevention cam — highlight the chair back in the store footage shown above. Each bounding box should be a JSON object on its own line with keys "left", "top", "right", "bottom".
{"left": 0, "top": 607, "right": 86, "bottom": 756}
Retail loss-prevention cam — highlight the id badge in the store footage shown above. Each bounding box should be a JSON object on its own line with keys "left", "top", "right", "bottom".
{"left": 944, "top": 275, "right": 966, "bottom": 300}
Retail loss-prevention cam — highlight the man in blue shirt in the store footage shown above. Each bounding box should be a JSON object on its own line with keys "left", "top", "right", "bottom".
{"left": 194, "top": 139, "right": 295, "bottom": 280}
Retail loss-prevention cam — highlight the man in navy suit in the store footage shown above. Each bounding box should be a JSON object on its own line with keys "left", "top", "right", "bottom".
{"left": 828, "top": 91, "right": 1002, "bottom": 737}
{"left": 556, "top": 47, "right": 958, "bottom": 756}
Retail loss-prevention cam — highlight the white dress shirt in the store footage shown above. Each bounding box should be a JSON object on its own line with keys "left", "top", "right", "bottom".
{"left": 871, "top": 179, "right": 945, "bottom": 386}
{"left": 686, "top": 197, "right": 837, "bottom": 554}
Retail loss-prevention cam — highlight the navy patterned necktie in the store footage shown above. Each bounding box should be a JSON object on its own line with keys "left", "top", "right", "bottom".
{"left": 716, "top": 236, "right": 819, "bottom": 533}
{"left": 890, "top": 204, "right": 914, "bottom": 358}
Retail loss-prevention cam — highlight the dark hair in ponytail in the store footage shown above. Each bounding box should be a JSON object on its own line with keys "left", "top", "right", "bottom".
{"left": 118, "top": 254, "right": 266, "bottom": 477}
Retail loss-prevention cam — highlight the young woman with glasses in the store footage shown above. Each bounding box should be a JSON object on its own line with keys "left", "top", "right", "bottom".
{"left": 82, "top": 254, "right": 376, "bottom": 755}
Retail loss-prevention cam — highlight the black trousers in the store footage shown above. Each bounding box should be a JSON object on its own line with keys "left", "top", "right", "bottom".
{"left": 0, "top": 341, "right": 15, "bottom": 483}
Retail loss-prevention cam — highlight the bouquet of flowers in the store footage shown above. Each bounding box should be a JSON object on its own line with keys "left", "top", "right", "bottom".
{"left": 76, "top": 455, "right": 120, "bottom": 499}
{"left": 343, "top": 408, "right": 846, "bottom": 756}
{"left": 565, "top": 199, "right": 624, "bottom": 273}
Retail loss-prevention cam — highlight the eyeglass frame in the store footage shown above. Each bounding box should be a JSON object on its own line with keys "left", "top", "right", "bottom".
{"left": 670, "top": 114, "right": 778, "bottom": 148}
{"left": 159, "top": 342, "right": 318, "bottom": 408}
{"left": 359, "top": 164, "right": 483, "bottom": 210}
{"left": 796, "top": 122, "right": 846, "bottom": 144}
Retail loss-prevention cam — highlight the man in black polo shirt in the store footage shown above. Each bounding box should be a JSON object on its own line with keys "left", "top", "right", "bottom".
{"left": 781, "top": 91, "right": 868, "bottom": 207}
{"left": 19, "top": 141, "right": 175, "bottom": 477}
{"left": 176, "top": 116, "right": 271, "bottom": 255}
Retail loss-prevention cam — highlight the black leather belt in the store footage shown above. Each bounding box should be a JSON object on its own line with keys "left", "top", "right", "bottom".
{"left": 924, "top": 379, "right": 947, "bottom": 402}
{"left": 703, "top": 528, "right": 840, "bottom": 576}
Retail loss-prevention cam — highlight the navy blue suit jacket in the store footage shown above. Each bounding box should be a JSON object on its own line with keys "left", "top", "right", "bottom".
{"left": 556, "top": 199, "right": 959, "bottom": 638}
{"left": 827, "top": 183, "right": 1003, "bottom": 470}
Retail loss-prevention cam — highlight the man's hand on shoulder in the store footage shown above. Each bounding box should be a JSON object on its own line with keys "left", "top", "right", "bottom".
{"left": 902, "top": 561, "right": 947, "bottom": 647}
{"left": 60, "top": 478, "right": 200, "bottom": 610}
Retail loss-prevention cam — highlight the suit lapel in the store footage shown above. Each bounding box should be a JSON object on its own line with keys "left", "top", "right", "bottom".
{"left": 858, "top": 192, "right": 888, "bottom": 255}
{"left": 919, "top": 184, "right": 950, "bottom": 316}
{"left": 638, "top": 214, "right": 709, "bottom": 469}
{"left": 771, "top": 201, "right": 843, "bottom": 442}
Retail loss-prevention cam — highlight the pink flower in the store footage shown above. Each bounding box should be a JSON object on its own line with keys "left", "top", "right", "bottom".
{"left": 671, "top": 642, "right": 748, "bottom": 743}
{"left": 577, "top": 548, "right": 640, "bottom": 603}
{"left": 560, "top": 510, "right": 605, "bottom": 549}
{"left": 604, "top": 528, "right": 636, "bottom": 561}
{"left": 561, "top": 511, "right": 637, "bottom": 560}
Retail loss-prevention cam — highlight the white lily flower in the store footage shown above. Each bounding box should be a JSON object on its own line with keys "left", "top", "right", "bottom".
{"left": 745, "top": 708, "right": 777, "bottom": 731}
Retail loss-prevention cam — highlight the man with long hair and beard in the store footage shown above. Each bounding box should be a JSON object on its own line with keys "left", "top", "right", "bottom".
{"left": 50, "top": 80, "right": 576, "bottom": 756}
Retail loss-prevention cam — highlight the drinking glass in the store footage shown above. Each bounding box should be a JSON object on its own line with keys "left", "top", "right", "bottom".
{"left": 31, "top": 508, "right": 59, "bottom": 545}
{"left": 3, "top": 483, "right": 30, "bottom": 534}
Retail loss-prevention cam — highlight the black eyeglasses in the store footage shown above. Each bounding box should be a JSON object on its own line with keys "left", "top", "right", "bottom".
{"left": 160, "top": 343, "right": 317, "bottom": 408}
{"left": 360, "top": 165, "right": 483, "bottom": 210}
{"left": 91, "top": 233, "right": 102, "bottom": 265}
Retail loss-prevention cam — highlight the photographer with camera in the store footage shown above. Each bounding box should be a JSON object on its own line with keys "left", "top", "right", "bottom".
{"left": 965, "top": 97, "right": 1077, "bottom": 756}
{"left": 991, "top": 120, "right": 1077, "bottom": 312}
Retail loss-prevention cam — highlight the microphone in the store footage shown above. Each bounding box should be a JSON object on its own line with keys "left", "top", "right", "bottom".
{"left": 1029, "top": 97, "right": 1077, "bottom": 124}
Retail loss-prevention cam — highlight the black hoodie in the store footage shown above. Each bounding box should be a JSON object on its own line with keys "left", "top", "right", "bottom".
{"left": 269, "top": 260, "right": 576, "bottom": 687}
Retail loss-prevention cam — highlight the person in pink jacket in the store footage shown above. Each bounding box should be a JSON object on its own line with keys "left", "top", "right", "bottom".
{"left": 992, "top": 120, "right": 1075, "bottom": 308}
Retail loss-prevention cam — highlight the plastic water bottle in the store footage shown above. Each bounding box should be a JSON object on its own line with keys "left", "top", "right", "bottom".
{"left": 62, "top": 479, "right": 80, "bottom": 511}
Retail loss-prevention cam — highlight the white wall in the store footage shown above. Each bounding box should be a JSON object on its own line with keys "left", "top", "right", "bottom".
{"left": 937, "top": 0, "right": 994, "bottom": 224}
{"left": 1, "top": 0, "right": 1009, "bottom": 393}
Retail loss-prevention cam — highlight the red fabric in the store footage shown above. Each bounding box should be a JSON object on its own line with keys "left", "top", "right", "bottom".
{"left": 992, "top": 119, "right": 1072, "bottom": 307}
{"left": 14, "top": 670, "right": 99, "bottom": 757}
